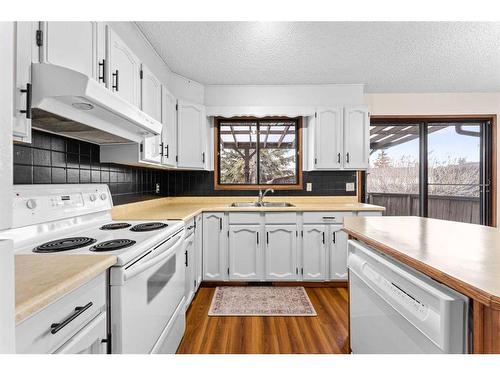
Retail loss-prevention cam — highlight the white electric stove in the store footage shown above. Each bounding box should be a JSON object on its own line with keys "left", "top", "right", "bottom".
{"left": 0, "top": 184, "right": 187, "bottom": 354}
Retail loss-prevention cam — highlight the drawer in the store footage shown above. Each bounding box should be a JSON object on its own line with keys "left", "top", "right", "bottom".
{"left": 265, "top": 212, "right": 297, "bottom": 224}
{"left": 357, "top": 211, "right": 383, "bottom": 217}
{"left": 302, "top": 211, "right": 354, "bottom": 224}
{"left": 228, "top": 212, "right": 261, "bottom": 224}
{"left": 16, "top": 273, "right": 106, "bottom": 354}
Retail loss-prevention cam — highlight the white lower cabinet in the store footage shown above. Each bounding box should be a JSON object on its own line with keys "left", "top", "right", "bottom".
{"left": 302, "top": 225, "right": 327, "bottom": 280}
{"left": 53, "top": 312, "right": 107, "bottom": 354}
{"left": 228, "top": 225, "right": 262, "bottom": 280}
{"left": 183, "top": 229, "right": 195, "bottom": 306}
{"left": 265, "top": 225, "right": 298, "bottom": 280}
{"left": 329, "top": 225, "right": 349, "bottom": 280}
{"left": 194, "top": 214, "right": 203, "bottom": 291}
{"left": 202, "top": 212, "right": 227, "bottom": 280}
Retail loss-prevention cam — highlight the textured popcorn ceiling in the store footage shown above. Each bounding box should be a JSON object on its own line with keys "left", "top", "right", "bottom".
{"left": 136, "top": 22, "right": 500, "bottom": 93}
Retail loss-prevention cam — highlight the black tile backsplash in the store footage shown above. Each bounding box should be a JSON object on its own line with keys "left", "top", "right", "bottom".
{"left": 14, "top": 130, "right": 357, "bottom": 206}
{"left": 14, "top": 130, "right": 162, "bottom": 205}
{"left": 159, "top": 170, "right": 357, "bottom": 197}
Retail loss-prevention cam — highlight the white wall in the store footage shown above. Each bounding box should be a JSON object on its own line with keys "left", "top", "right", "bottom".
{"left": 364, "top": 92, "right": 500, "bottom": 225}
{"left": 205, "top": 84, "right": 364, "bottom": 107}
{"left": 0, "top": 21, "right": 15, "bottom": 353}
{"left": 108, "top": 22, "right": 204, "bottom": 104}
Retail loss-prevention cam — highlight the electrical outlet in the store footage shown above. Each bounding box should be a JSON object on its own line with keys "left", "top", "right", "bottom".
{"left": 155, "top": 183, "right": 160, "bottom": 194}
{"left": 345, "top": 182, "right": 355, "bottom": 192}
{"left": 306, "top": 183, "right": 313, "bottom": 192}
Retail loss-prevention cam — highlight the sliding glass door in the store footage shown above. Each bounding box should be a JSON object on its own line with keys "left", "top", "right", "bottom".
{"left": 366, "top": 118, "right": 493, "bottom": 225}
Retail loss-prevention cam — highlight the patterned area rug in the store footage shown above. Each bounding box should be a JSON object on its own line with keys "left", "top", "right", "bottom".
{"left": 208, "top": 286, "right": 317, "bottom": 316}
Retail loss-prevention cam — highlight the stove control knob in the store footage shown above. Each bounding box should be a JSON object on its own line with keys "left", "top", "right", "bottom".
{"left": 26, "top": 199, "right": 37, "bottom": 210}
{"left": 89, "top": 194, "right": 97, "bottom": 202}
{"left": 100, "top": 193, "right": 107, "bottom": 201}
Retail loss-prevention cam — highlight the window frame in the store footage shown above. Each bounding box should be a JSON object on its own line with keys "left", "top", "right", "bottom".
{"left": 214, "top": 116, "right": 303, "bottom": 190}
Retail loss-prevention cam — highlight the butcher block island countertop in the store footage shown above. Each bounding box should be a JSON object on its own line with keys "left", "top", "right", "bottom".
{"left": 343, "top": 216, "right": 500, "bottom": 354}
{"left": 112, "top": 196, "right": 385, "bottom": 221}
{"left": 15, "top": 254, "right": 116, "bottom": 324}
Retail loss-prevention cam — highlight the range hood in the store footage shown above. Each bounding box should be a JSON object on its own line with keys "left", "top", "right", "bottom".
{"left": 31, "top": 63, "right": 162, "bottom": 144}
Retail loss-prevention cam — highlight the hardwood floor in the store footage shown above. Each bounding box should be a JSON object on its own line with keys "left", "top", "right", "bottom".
{"left": 176, "top": 286, "right": 350, "bottom": 354}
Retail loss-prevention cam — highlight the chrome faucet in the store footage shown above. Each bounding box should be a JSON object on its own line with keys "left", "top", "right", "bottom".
{"left": 257, "top": 188, "right": 274, "bottom": 205}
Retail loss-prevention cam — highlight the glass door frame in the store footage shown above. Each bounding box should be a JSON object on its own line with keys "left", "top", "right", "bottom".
{"left": 367, "top": 115, "right": 496, "bottom": 227}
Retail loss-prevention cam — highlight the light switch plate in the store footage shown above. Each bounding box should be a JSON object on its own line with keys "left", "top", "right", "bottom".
{"left": 346, "top": 182, "right": 355, "bottom": 192}
{"left": 306, "top": 183, "right": 312, "bottom": 192}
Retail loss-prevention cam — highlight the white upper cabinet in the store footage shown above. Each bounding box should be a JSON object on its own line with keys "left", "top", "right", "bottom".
{"left": 40, "top": 22, "right": 105, "bottom": 84}
{"left": 140, "top": 64, "right": 162, "bottom": 122}
{"left": 161, "top": 87, "right": 177, "bottom": 167}
{"left": 311, "top": 106, "right": 369, "bottom": 170}
{"left": 314, "top": 107, "right": 343, "bottom": 169}
{"left": 13, "top": 22, "right": 36, "bottom": 143}
{"left": 343, "top": 106, "right": 370, "bottom": 169}
{"left": 177, "top": 100, "right": 206, "bottom": 169}
{"left": 302, "top": 225, "right": 327, "bottom": 280}
{"left": 107, "top": 26, "right": 141, "bottom": 107}
{"left": 228, "top": 225, "right": 262, "bottom": 280}
{"left": 203, "top": 213, "right": 227, "bottom": 281}
{"left": 265, "top": 225, "right": 297, "bottom": 280}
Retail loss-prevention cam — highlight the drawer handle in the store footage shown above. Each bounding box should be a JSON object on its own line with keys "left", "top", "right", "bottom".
{"left": 322, "top": 216, "right": 336, "bottom": 220}
{"left": 50, "top": 302, "right": 93, "bottom": 335}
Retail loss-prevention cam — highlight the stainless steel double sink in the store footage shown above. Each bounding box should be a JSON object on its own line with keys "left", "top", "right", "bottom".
{"left": 230, "top": 202, "right": 295, "bottom": 208}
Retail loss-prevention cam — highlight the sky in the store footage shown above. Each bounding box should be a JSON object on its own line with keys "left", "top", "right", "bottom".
{"left": 370, "top": 125, "right": 481, "bottom": 166}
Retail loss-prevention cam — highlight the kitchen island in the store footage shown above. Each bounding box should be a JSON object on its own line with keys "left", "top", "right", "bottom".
{"left": 343, "top": 216, "right": 500, "bottom": 354}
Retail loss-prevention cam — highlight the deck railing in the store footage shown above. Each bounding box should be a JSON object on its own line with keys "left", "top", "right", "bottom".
{"left": 367, "top": 192, "right": 481, "bottom": 224}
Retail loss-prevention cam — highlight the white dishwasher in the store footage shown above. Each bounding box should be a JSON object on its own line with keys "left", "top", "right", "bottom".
{"left": 348, "top": 240, "right": 469, "bottom": 354}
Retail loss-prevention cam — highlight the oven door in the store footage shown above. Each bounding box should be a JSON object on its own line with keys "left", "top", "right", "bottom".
{"left": 110, "top": 233, "right": 186, "bottom": 354}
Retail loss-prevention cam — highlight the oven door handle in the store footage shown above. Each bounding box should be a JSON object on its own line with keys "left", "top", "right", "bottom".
{"left": 123, "top": 233, "right": 185, "bottom": 281}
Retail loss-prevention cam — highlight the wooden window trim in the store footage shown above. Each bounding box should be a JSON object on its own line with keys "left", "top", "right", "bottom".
{"left": 369, "top": 114, "right": 497, "bottom": 227}
{"left": 214, "top": 116, "right": 303, "bottom": 190}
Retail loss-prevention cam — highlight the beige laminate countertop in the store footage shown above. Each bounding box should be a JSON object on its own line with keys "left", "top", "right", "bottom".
{"left": 343, "top": 216, "right": 500, "bottom": 308}
{"left": 112, "top": 196, "right": 385, "bottom": 221}
{"left": 15, "top": 254, "right": 116, "bottom": 324}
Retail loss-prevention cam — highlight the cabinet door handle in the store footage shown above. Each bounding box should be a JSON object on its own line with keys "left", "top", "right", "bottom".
{"left": 322, "top": 232, "right": 325, "bottom": 244}
{"left": 322, "top": 216, "right": 336, "bottom": 220}
{"left": 346, "top": 152, "right": 350, "bottom": 163}
{"left": 185, "top": 250, "right": 188, "bottom": 267}
{"left": 219, "top": 218, "right": 222, "bottom": 231}
{"left": 337, "top": 152, "right": 341, "bottom": 164}
{"left": 159, "top": 142, "right": 164, "bottom": 156}
{"left": 332, "top": 232, "right": 336, "bottom": 243}
{"left": 50, "top": 302, "right": 93, "bottom": 335}
{"left": 112, "top": 70, "right": 119, "bottom": 91}
{"left": 266, "top": 232, "right": 269, "bottom": 245}
{"left": 165, "top": 144, "right": 169, "bottom": 159}
{"left": 20, "top": 83, "right": 32, "bottom": 119}
{"left": 98, "top": 59, "right": 106, "bottom": 83}
{"left": 256, "top": 232, "right": 259, "bottom": 244}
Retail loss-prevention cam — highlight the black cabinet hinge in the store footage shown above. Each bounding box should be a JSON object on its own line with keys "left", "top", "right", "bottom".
{"left": 139, "top": 70, "right": 143, "bottom": 79}
{"left": 36, "top": 30, "right": 43, "bottom": 47}
{"left": 139, "top": 144, "right": 143, "bottom": 153}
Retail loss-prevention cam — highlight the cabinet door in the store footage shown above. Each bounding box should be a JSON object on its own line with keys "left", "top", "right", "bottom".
{"left": 140, "top": 64, "right": 162, "bottom": 122}
{"left": 302, "top": 225, "right": 327, "bottom": 280}
{"left": 107, "top": 26, "right": 141, "bottom": 107}
{"left": 41, "top": 22, "right": 101, "bottom": 82}
{"left": 265, "top": 225, "right": 297, "bottom": 280}
{"left": 314, "top": 108, "right": 343, "bottom": 169}
{"left": 177, "top": 100, "right": 205, "bottom": 169}
{"left": 161, "top": 87, "right": 177, "bottom": 167}
{"left": 194, "top": 215, "right": 203, "bottom": 291}
{"left": 228, "top": 225, "right": 262, "bottom": 280}
{"left": 330, "top": 225, "right": 348, "bottom": 280}
{"left": 53, "top": 312, "right": 107, "bottom": 354}
{"left": 202, "top": 213, "right": 227, "bottom": 280}
{"left": 343, "top": 106, "right": 369, "bottom": 169}
{"left": 184, "top": 233, "right": 195, "bottom": 306}
{"left": 13, "top": 22, "right": 35, "bottom": 143}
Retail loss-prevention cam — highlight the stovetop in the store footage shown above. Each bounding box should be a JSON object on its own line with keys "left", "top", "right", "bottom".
{"left": 11, "top": 219, "right": 185, "bottom": 266}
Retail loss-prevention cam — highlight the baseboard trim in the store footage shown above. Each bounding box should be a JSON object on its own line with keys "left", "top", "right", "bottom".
{"left": 200, "top": 280, "right": 348, "bottom": 288}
